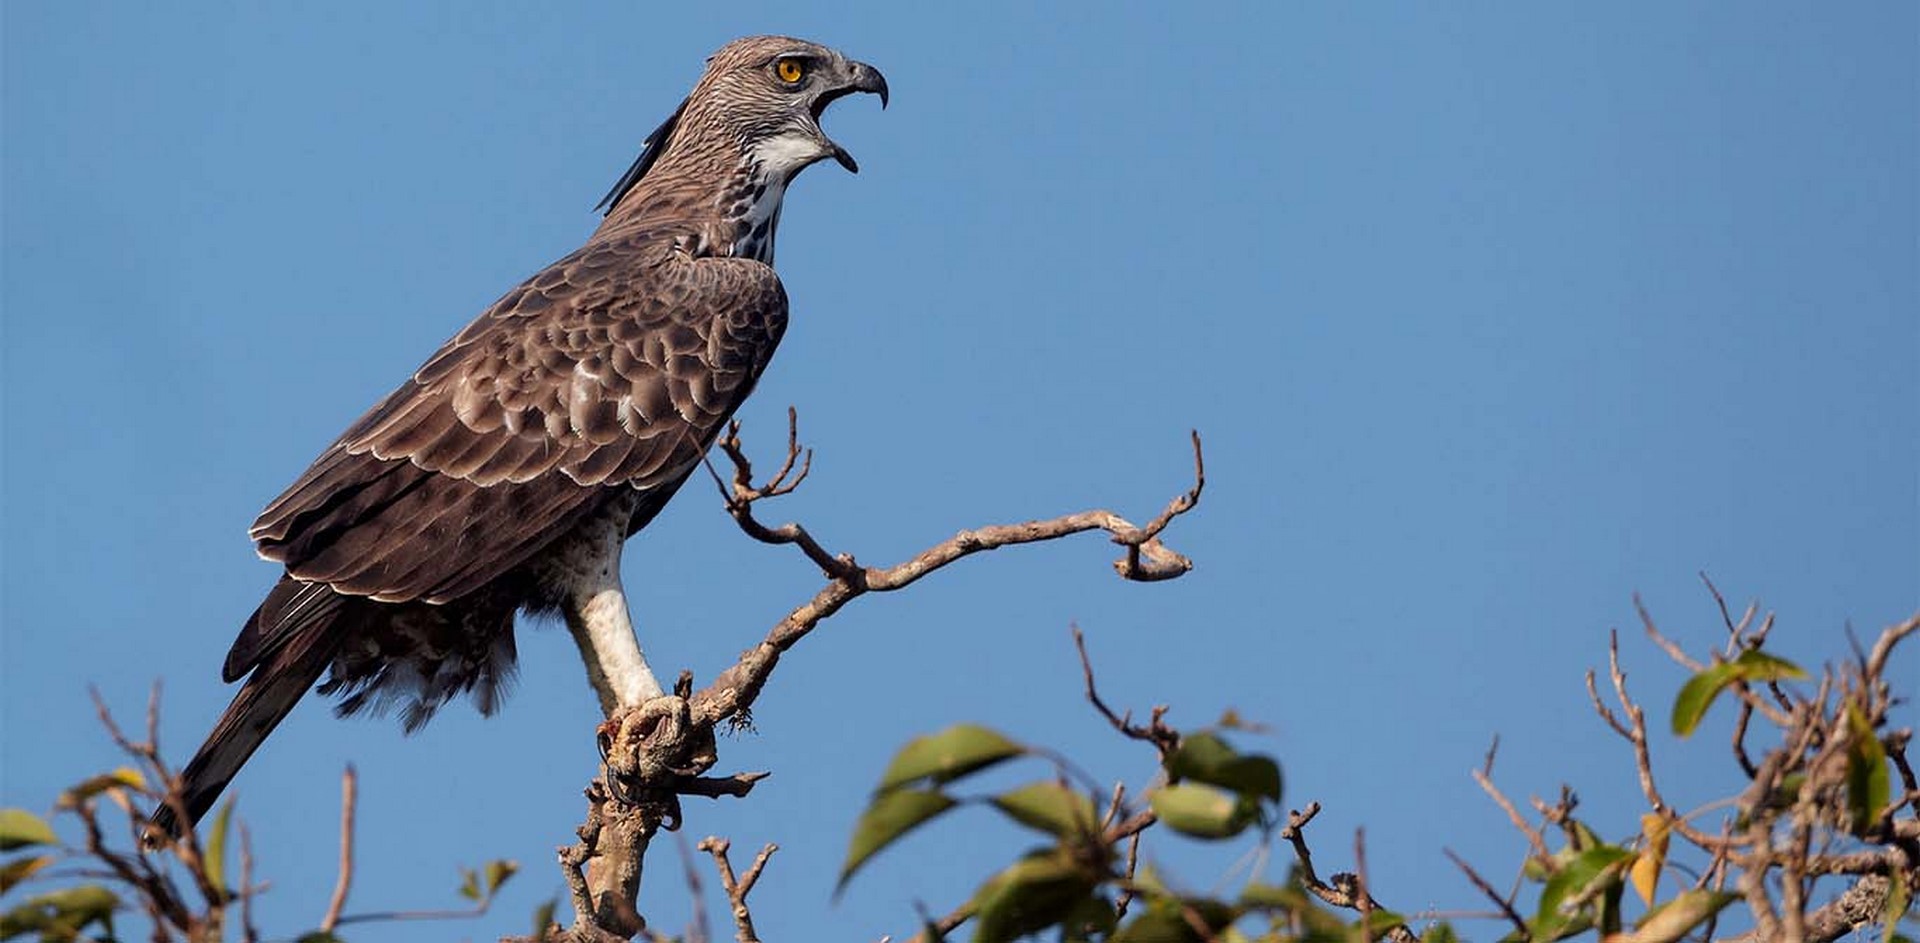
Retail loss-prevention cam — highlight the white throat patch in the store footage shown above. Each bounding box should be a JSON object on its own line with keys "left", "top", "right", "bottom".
{"left": 732, "top": 131, "right": 823, "bottom": 264}
{"left": 749, "top": 130, "right": 828, "bottom": 176}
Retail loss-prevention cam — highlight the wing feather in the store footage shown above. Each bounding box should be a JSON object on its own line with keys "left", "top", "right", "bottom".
{"left": 248, "top": 237, "right": 787, "bottom": 622}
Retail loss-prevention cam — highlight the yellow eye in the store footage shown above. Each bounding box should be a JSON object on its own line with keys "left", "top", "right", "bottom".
{"left": 775, "top": 58, "right": 805, "bottom": 84}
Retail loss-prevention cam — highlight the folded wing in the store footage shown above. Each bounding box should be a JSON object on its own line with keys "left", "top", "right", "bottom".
{"left": 226, "top": 240, "right": 787, "bottom": 677}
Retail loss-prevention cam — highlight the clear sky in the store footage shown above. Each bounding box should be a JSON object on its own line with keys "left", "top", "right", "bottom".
{"left": 4, "top": 3, "right": 1915, "bottom": 940}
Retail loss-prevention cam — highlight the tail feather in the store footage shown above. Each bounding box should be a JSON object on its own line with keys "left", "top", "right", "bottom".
{"left": 150, "top": 587, "right": 347, "bottom": 839}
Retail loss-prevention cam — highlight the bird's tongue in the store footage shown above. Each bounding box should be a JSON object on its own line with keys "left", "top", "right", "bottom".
{"left": 828, "top": 139, "right": 859, "bottom": 174}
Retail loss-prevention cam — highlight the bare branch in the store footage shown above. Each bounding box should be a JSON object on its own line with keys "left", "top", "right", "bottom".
{"left": 1701, "top": 573, "right": 1759, "bottom": 657}
{"left": 319, "top": 765, "right": 356, "bottom": 934}
{"left": 1074, "top": 625, "right": 1181, "bottom": 759}
{"left": 1281, "top": 804, "right": 1418, "bottom": 943}
{"left": 1864, "top": 612, "right": 1920, "bottom": 685}
{"left": 697, "top": 837, "right": 776, "bottom": 943}
{"left": 1352, "top": 828, "right": 1375, "bottom": 943}
{"left": 676, "top": 833, "right": 712, "bottom": 943}
{"left": 1637, "top": 595, "right": 1706, "bottom": 672}
{"left": 1115, "top": 828, "right": 1144, "bottom": 921}
{"left": 679, "top": 772, "right": 772, "bottom": 800}
{"left": 564, "top": 422, "right": 1202, "bottom": 937}
{"left": 896, "top": 900, "right": 975, "bottom": 943}
{"left": 238, "top": 824, "right": 261, "bottom": 943}
{"left": 1443, "top": 848, "right": 1527, "bottom": 939}
{"left": 1604, "top": 630, "right": 1668, "bottom": 816}
{"left": 1714, "top": 874, "right": 1895, "bottom": 943}
{"left": 1471, "top": 766, "right": 1550, "bottom": 866}
{"left": 689, "top": 424, "right": 1204, "bottom": 731}
{"left": 1730, "top": 699, "right": 1759, "bottom": 778}
{"left": 1887, "top": 729, "right": 1920, "bottom": 819}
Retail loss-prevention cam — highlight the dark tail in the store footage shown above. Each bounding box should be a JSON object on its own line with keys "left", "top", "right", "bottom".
{"left": 149, "top": 584, "right": 346, "bottom": 840}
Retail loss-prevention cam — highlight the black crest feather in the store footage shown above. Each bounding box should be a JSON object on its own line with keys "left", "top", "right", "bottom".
{"left": 595, "top": 97, "right": 689, "bottom": 216}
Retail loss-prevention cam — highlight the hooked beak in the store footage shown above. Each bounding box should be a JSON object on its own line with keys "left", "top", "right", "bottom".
{"left": 814, "top": 59, "right": 888, "bottom": 173}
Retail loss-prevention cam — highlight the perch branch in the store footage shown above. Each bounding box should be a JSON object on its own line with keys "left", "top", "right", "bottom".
{"left": 690, "top": 422, "right": 1203, "bottom": 730}
{"left": 561, "top": 417, "right": 1204, "bottom": 939}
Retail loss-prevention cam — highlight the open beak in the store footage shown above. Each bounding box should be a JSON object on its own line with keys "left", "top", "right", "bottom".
{"left": 815, "top": 60, "right": 888, "bottom": 173}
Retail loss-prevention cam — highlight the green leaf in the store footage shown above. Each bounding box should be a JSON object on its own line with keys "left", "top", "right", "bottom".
{"left": 1060, "top": 894, "right": 1119, "bottom": 942}
{"left": 484, "top": 859, "right": 519, "bottom": 896}
{"left": 1845, "top": 705, "right": 1891, "bottom": 834}
{"left": 530, "top": 897, "right": 557, "bottom": 938}
{"left": 0, "top": 856, "right": 50, "bottom": 896}
{"left": 1148, "top": 783, "right": 1258, "bottom": 840}
{"left": 1298, "top": 909, "right": 1410, "bottom": 943}
{"left": 296, "top": 933, "right": 347, "bottom": 943}
{"left": 1165, "top": 732, "right": 1283, "bottom": 803}
{"left": 1599, "top": 874, "right": 1626, "bottom": 935}
{"left": 1764, "top": 772, "right": 1808, "bottom": 811}
{"left": 1885, "top": 876, "right": 1911, "bottom": 943}
{"left": 836, "top": 788, "right": 958, "bottom": 892}
{"left": 1423, "top": 921, "right": 1460, "bottom": 943}
{"left": 205, "top": 798, "right": 235, "bottom": 898}
{"left": 875, "top": 724, "right": 1024, "bottom": 792}
{"left": 1731, "top": 650, "right": 1808, "bottom": 681}
{"left": 970, "top": 851, "right": 1098, "bottom": 943}
{"left": 1670, "top": 664, "right": 1737, "bottom": 736}
{"left": 1240, "top": 881, "right": 1304, "bottom": 912}
{"left": 0, "top": 885, "right": 119, "bottom": 940}
{"left": 55, "top": 768, "right": 146, "bottom": 809}
{"left": 1166, "top": 731, "right": 1235, "bottom": 775}
{"left": 1628, "top": 890, "right": 1739, "bottom": 943}
{"left": 457, "top": 866, "right": 481, "bottom": 902}
{"left": 0, "top": 810, "right": 56, "bottom": 853}
{"left": 1566, "top": 819, "right": 1606, "bottom": 852}
{"left": 1671, "top": 651, "right": 1807, "bottom": 736}
{"left": 1112, "top": 906, "right": 1194, "bottom": 943}
{"left": 990, "top": 781, "right": 1099, "bottom": 839}
{"left": 1534, "top": 845, "right": 1633, "bottom": 941}
{"left": 0, "top": 900, "right": 40, "bottom": 940}
{"left": 1364, "top": 910, "right": 1410, "bottom": 935}
{"left": 1188, "top": 898, "right": 1238, "bottom": 933}
{"left": 1111, "top": 896, "right": 1237, "bottom": 943}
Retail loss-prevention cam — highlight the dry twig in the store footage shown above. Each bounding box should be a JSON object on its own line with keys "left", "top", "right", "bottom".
{"left": 319, "top": 765, "right": 356, "bottom": 934}
{"left": 558, "top": 416, "right": 1204, "bottom": 938}
{"left": 696, "top": 837, "right": 775, "bottom": 943}
{"left": 1442, "top": 848, "right": 1527, "bottom": 939}
{"left": 1280, "top": 803, "right": 1419, "bottom": 943}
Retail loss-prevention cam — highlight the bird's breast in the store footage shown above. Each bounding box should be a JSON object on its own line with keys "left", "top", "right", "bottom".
{"left": 725, "top": 171, "right": 788, "bottom": 265}
{"left": 523, "top": 489, "right": 646, "bottom": 605}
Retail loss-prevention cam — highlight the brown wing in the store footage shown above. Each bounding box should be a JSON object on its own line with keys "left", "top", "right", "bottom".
{"left": 245, "top": 233, "right": 787, "bottom": 610}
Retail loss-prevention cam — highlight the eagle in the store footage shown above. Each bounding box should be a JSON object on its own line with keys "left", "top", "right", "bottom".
{"left": 152, "top": 36, "right": 887, "bottom": 836}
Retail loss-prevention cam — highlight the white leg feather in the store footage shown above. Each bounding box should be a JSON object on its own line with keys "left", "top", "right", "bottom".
{"left": 561, "top": 540, "right": 664, "bottom": 715}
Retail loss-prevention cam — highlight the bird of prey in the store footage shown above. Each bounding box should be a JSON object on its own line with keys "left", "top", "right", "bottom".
{"left": 152, "top": 35, "right": 887, "bottom": 836}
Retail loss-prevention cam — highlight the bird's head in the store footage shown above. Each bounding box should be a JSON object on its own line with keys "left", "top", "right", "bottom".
{"left": 598, "top": 36, "right": 888, "bottom": 216}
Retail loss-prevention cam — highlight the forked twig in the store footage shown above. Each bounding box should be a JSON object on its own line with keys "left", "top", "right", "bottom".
{"left": 698, "top": 837, "right": 776, "bottom": 943}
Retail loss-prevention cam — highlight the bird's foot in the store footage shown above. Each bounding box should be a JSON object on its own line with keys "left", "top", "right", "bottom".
{"left": 598, "top": 692, "right": 719, "bottom": 811}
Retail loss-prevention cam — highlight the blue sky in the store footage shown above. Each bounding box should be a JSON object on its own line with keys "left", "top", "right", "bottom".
{"left": 3, "top": 3, "right": 1915, "bottom": 940}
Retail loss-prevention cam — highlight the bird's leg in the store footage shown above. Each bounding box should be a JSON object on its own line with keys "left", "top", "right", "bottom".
{"left": 562, "top": 558, "right": 665, "bottom": 716}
